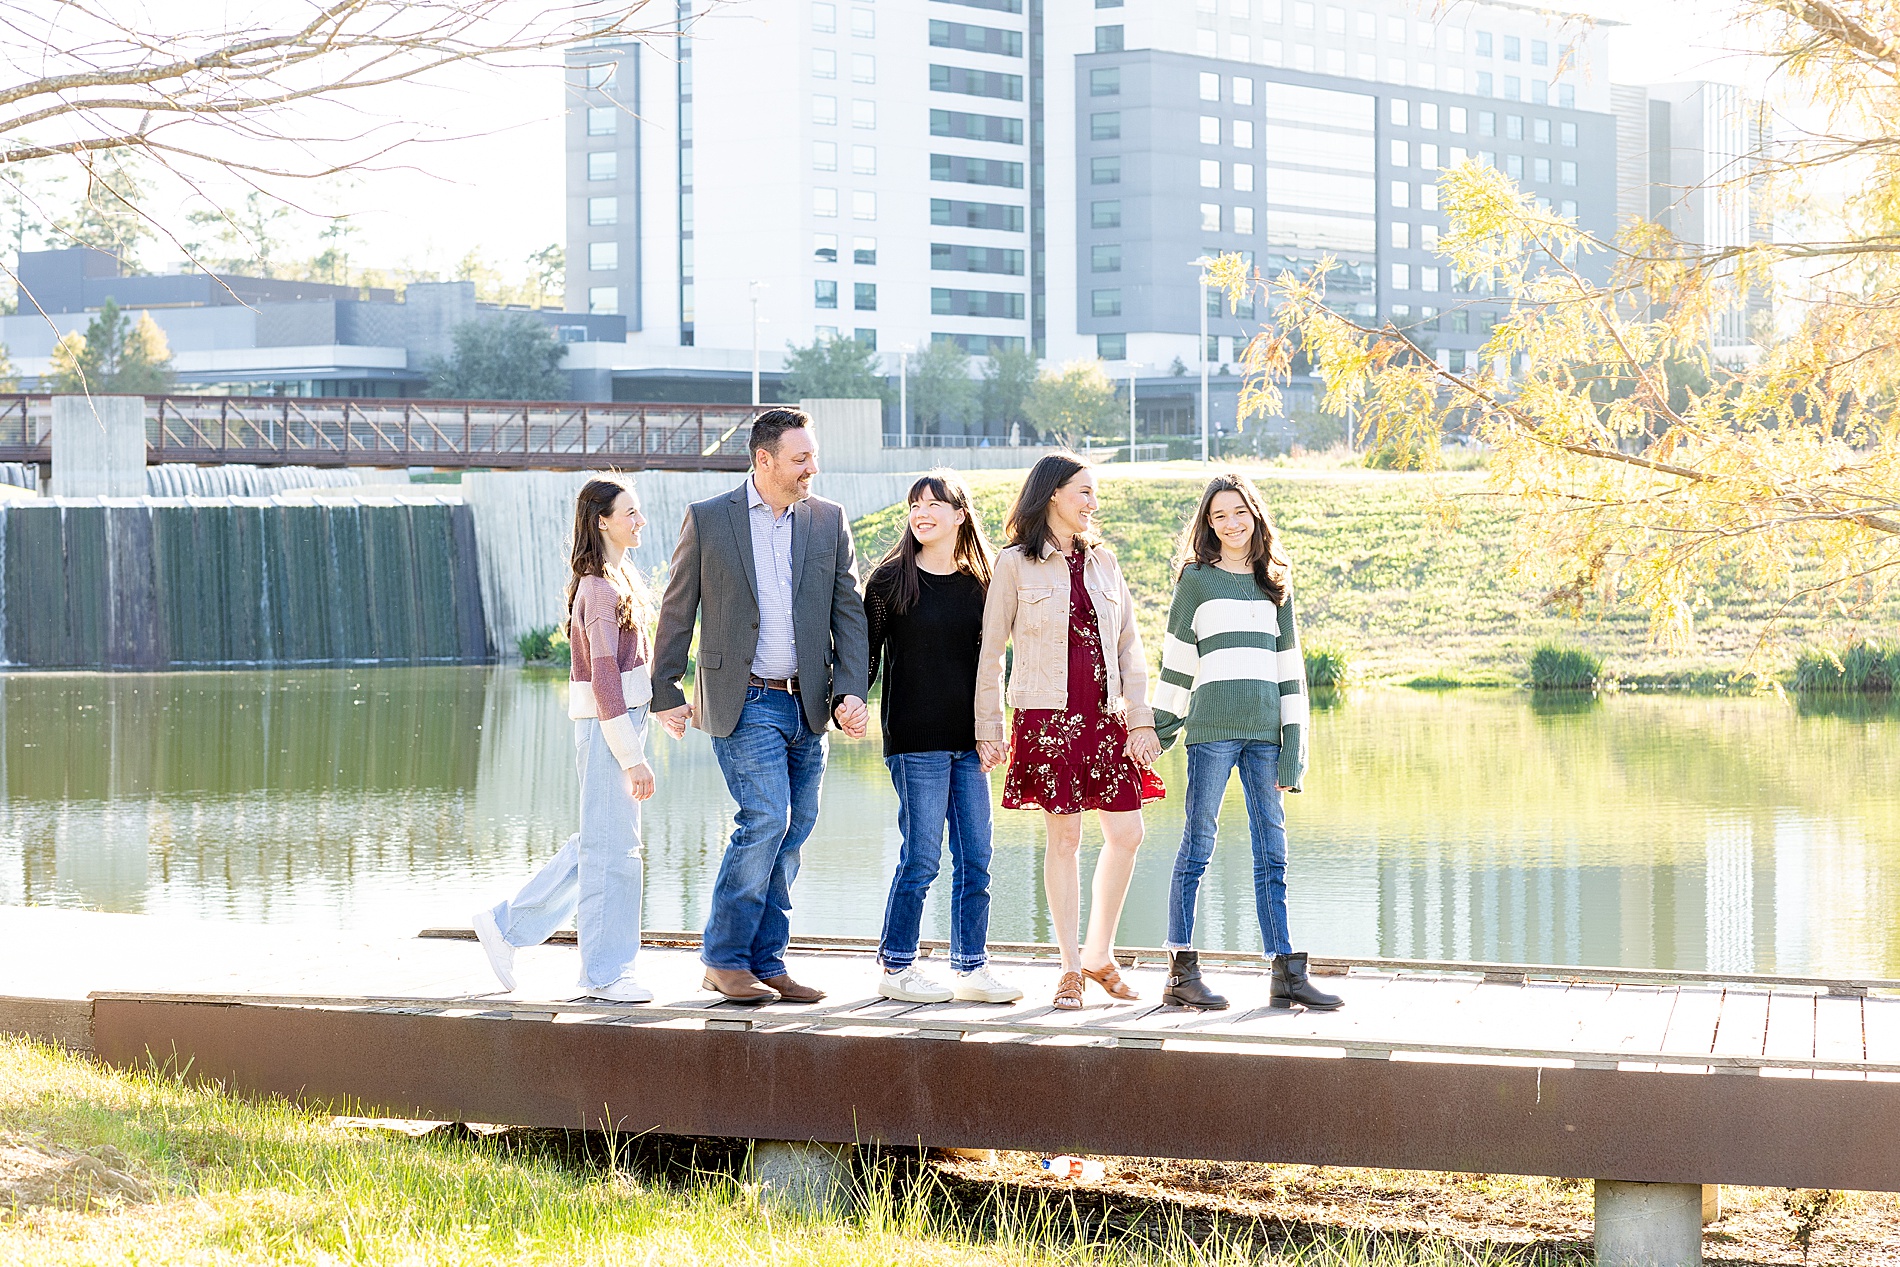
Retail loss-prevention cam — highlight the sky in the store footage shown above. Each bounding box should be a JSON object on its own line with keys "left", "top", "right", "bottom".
{"left": 21, "top": 0, "right": 1777, "bottom": 287}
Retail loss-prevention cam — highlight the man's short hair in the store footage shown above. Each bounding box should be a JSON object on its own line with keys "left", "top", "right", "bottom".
{"left": 748, "top": 408, "right": 812, "bottom": 461}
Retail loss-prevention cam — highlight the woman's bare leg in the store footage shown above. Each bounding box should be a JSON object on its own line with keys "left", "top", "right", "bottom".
{"left": 1042, "top": 811, "right": 1084, "bottom": 972}
{"left": 1081, "top": 808, "right": 1145, "bottom": 970}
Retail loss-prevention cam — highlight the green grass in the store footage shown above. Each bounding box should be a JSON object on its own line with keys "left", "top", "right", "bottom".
{"left": 516, "top": 624, "right": 571, "bottom": 668}
{"left": 1793, "top": 640, "right": 1900, "bottom": 693}
{"left": 0, "top": 1037, "right": 1575, "bottom": 1266}
{"left": 1527, "top": 642, "right": 1604, "bottom": 691}
{"left": 851, "top": 465, "right": 1900, "bottom": 685}
{"left": 1303, "top": 645, "right": 1350, "bottom": 689}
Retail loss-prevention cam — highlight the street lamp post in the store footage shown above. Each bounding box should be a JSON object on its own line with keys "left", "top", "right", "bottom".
{"left": 896, "top": 343, "right": 914, "bottom": 448}
{"left": 1126, "top": 362, "right": 1144, "bottom": 463}
{"left": 749, "top": 280, "right": 764, "bottom": 407}
{"left": 1195, "top": 259, "right": 1212, "bottom": 463}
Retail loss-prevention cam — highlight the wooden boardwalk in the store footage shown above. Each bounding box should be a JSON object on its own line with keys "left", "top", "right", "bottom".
{"left": 4, "top": 904, "right": 1899, "bottom": 1197}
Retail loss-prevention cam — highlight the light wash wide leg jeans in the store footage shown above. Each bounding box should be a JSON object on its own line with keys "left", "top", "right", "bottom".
{"left": 487, "top": 708, "right": 646, "bottom": 990}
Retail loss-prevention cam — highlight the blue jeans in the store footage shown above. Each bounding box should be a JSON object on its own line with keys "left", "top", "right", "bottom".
{"left": 489, "top": 711, "right": 647, "bottom": 989}
{"left": 879, "top": 749, "right": 995, "bottom": 973}
{"left": 703, "top": 685, "right": 827, "bottom": 978}
{"left": 1166, "top": 739, "right": 1292, "bottom": 958}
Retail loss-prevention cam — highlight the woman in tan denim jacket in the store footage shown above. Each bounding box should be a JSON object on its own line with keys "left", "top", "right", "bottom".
{"left": 975, "top": 453, "right": 1163, "bottom": 1010}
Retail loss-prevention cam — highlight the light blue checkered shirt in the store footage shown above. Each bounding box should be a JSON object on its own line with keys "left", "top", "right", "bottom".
{"left": 746, "top": 477, "right": 798, "bottom": 679}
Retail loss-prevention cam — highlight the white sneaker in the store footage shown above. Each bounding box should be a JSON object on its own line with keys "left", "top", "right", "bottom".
{"left": 879, "top": 965, "right": 954, "bottom": 1003}
{"left": 952, "top": 966, "right": 1023, "bottom": 1004}
{"left": 584, "top": 975, "right": 654, "bottom": 1003}
{"left": 471, "top": 909, "right": 516, "bottom": 992}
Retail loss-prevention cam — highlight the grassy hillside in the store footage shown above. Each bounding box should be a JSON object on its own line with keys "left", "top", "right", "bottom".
{"left": 850, "top": 464, "right": 1898, "bottom": 686}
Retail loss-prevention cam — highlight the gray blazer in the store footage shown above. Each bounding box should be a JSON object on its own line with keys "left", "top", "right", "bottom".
{"left": 651, "top": 482, "right": 870, "bottom": 738}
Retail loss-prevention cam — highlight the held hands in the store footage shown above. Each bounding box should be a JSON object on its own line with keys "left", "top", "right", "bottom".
{"left": 1124, "top": 726, "right": 1161, "bottom": 768}
{"left": 975, "top": 739, "right": 1009, "bottom": 772}
{"left": 833, "top": 695, "right": 869, "bottom": 739}
{"left": 654, "top": 704, "right": 694, "bottom": 740}
{"left": 624, "top": 762, "right": 656, "bottom": 802}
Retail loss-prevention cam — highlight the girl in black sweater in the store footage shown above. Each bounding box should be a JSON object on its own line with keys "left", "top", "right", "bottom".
{"left": 865, "top": 470, "right": 1022, "bottom": 1004}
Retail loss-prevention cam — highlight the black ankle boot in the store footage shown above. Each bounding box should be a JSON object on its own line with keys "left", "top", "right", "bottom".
{"left": 1270, "top": 952, "right": 1343, "bottom": 1011}
{"left": 1161, "top": 950, "right": 1229, "bottom": 1011}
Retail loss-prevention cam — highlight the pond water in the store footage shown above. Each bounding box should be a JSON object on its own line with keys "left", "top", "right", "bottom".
{"left": 3, "top": 668, "right": 1896, "bottom": 977}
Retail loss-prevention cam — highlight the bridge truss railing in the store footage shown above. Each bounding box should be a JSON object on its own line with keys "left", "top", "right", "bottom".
{"left": 0, "top": 395, "right": 762, "bottom": 471}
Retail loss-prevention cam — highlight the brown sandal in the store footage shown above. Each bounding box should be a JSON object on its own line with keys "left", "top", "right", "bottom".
{"left": 1053, "top": 971, "right": 1085, "bottom": 1011}
{"left": 1081, "top": 962, "right": 1139, "bottom": 1001}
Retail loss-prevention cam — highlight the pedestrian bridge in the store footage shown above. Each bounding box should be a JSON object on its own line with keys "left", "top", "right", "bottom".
{"left": 0, "top": 393, "right": 757, "bottom": 472}
{"left": 2, "top": 905, "right": 1895, "bottom": 1265}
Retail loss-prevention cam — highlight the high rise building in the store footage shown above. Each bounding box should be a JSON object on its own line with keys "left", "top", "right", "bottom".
{"left": 564, "top": 1, "right": 1623, "bottom": 427}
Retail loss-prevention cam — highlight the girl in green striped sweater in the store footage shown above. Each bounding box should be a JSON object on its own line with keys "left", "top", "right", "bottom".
{"left": 1153, "top": 472, "right": 1342, "bottom": 1013}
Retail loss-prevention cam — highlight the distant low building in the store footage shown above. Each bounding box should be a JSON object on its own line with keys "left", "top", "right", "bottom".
{"left": 2, "top": 247, "right": 626, "bottom": 397}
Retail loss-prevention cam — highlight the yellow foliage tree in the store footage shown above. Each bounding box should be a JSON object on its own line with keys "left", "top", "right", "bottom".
{"left": 1025, "top": 360, "right": 1122, "bottom": 448}
{"left": 1221, "top": 1, "right": 1900, "bottom": 659}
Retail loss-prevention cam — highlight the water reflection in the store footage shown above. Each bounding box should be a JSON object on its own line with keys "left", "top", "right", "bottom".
{"left": 2, "top": 670, "right": 1895, "bottom": 977}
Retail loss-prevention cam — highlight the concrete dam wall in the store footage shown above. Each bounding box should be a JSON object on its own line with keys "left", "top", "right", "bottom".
{"left": 0, "top": 495, "right": 490, "bottom": 669}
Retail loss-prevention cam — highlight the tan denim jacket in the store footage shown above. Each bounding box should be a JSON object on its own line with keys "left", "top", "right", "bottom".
{"left": 974, "top": 540, "right": 1154, "bottom": 742}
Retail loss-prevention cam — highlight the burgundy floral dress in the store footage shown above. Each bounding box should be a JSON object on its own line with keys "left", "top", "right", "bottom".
{"left": 1002, "top": 546, "right": 1165, "bottom": 814}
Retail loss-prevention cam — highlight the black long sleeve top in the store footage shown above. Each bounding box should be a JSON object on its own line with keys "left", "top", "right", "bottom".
{"left": 865, "top": 567, "right": 986, "bottom": 757}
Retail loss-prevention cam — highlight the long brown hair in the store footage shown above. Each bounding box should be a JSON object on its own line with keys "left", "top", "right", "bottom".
{"left": 1005, "top": 450, "right": 1096, "bottom": 558}
{"left": 566, "top": 475, "right": 653, "bottom": 629}
{"left": 867, "top": 469, "right": 995, "bottom": 614}
{"left": 1174, "top": 471, "right": 1289, "bottom": 604}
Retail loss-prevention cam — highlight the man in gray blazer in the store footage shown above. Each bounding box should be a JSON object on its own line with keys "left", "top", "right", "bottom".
{"left": 651, "top": 408, "right": 870, "bottom": 1005}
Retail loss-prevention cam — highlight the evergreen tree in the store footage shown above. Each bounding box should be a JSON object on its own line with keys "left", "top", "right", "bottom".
{"left": 48, "top": 297, "right": 173, "bottom": 393}
{"left": 781, "top": 335, "right": 885, "bottom": 400}
{"left": 54, "top": 158, "right": 150, "bottom": 270}
{"left": 427, "top": 312, "right": 568, "bottom": 400}
{"left": 979, "top": 343, "right": 1039, "bottom": 432}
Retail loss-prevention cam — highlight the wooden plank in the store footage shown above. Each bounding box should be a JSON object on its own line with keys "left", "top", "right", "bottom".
{"left": 1762, "top": 992, "right": 1818, "bottom": 1065}
{"left": 1864, "top": 996, "right": 1900, "bottom": 1066}
{"left": 1572, "top": 985, "right": 1680, "bottom": 1056}
{"left": 1812, "top": 995, "right": 1866, "bottom": 1067}
{"left": 1660, "top": 987, "right": 1726, "bottom": 1056}
{"left": 1711, "top": 988, "right": 1771, "bottom": 1058}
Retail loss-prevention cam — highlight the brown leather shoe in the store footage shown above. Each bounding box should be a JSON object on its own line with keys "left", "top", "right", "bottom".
{"left": 701, "top": 967, "right": 779, "bottom": 1006}
{"left": 759, "top": 973, "right": 826, "bottom": 1003}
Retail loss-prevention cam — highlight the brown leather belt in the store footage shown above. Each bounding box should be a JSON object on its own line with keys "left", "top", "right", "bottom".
{"left": 748, "top": 674, "right": 800, "bottom": 693}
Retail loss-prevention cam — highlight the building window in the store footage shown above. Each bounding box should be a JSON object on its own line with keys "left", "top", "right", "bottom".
{"left": 1504, "top": 76, "right": 1520, "bottom": 101}
{"left": 1533, "top": 156, "right": 1551, "bottom": 183}
{"left": 1533, "top": 117, "right": 1551, "bottom": 144}
{"left": 1420, "top": 102, "right": 1438, "bottom": 130}
{"left": 852, "top": 53, "right": 875, "bottom": 83}
{"left": 1559, "top": 84, "right": 1575, "bottom": 109}
{"left": 1097, "top": 333, "right": 1126, "bottom": 360}
{"left": 1294, "top": 1, "right": 1314, "bottom": 26}
{"left": 930, "top": 287, "right": 1026, "bottom": 318}
{"left": 1506, "top": 114, "right": 1524, "bottom": 140}
{"left": 932, "top": 65, "right": 1025, "bottom": 100}
{"left": 813, "top": 95, "right": 837, "bottom": 125}
{"left": 1478, "top": 111, "right": 1496, "bottom": 137}
{"left": 1419, "top": 266, "right": 1439, "bottom": 291}
{"left": 1091, "top": 289, "right": 1122, "bottom": 316}
{"left": 853, "top": 144, "right": 876, "bottom": 175}
{"left": 588, "top": 242, "right": 618, "bottom": 271}
{"left": 1092, "top": 112, "right": 1121, "bottom": 140}
{"left": 1449, "top": 106, "right": 1468, "bottom": 134}
{"left": 1475, "top": 30, "right": 1492, "bottom": 56}
{"left": 814, "top": 187, "right": 839, "bottom": 216}
{"left": 1531, "top": 39, "right": 1549, "bottom": 66}
{"left": 1200, "top": 159, "right": 1221, "bottom": 188}
{"left": 854, "top": 237, "right": 877, "bottom": 264}
{"left": 584, "top": 63, "right": 613, "bottom": 89}
{"left": 1391, "top": 222, "right": 1409, "bottom": 249}
{"left": 587, "top": 151, "right": 617, "bottom": 181}
{"left": 1091, "top": 244, "right": 1122, "bottom": 272}
{"left": 1476, "top": 72, "right": 1492, "bottom": 97}
{"left": 814, "top": 233, "right": 838, "bottom": 264}
{"left": 1390, "top": 263, "right": 1409, "bottom": 290}
{"left": 588, "top": 197, "right": 618, "bottom": 226}
{"left": 1232, "top": 163, "right": 1254, "bottom": 192}
{"left": 815, "top": 280, "right": 839, "bottom": 309}
{"left": 855, "top": 282, "right": 877, "bottom": 311}
{"left": 931, "top": 153, "right": 1026, "bottom": 187}
{"left": 1091, "top": 68, "right": 1121, "bottom": 97}
{"left": 814, "top": 49, "right": 836, "bottom": 79}
{"left": 1560, "top": 121, "right": 1577, "bottom": 146}
{"left": 1419, "top": 183, "right": 1437, "bottom": 210}
{"left": 813, "top": 2, "right": 835, "bottom": 32}
{"left": 1196, "top": 30, "right": 1217, "bottom": 56}
{"left": 1233, "top": 119, "right": 1254, "bottom": 148}
{"left": 1390, "top": 98, "right": 1408, "bottom": 127}
{"left": 1200, "top": 203, "right": 1220, "bottom": 232}
{"left": 1559, "top": 199, "right": 1577, "bottom": 218}
{"left": 588, "top": 285, "right": 618, "bottom": 314}
{"left": 930, "top": 19, "right": 1024, "bottom": 55}
{"left": 1200, "top": 116, "right": 1220, "bottom": 145}
{"left": 855, "top": 328, "right": 877, "bottom": 348}
{"left": 814, "top": 140, "right": 838, "bottom": 171}
{"left": 1419, "top": 143, "right": 1439, "bottom": 169}
{"left": 1391, "top": 140, "right": 1409, "bottom": 167}
{"left": 1199, "top": 72, "right": 1219, "bottom": 102}
{"left": 1092, "top": 200, "right": 1121, "bottom": 228}
{"left": 1390, "top": 180, "right": 1409, "bottom": 208}
{"left": 853, "top": 191, "right": 877, "bottom": 219}
{"left": 1091, "top": 156, "right": 1121, "bottom": 184}
{"left": 1296, "top": 45, "right": 1316, "bottom": 70}
{"left": 852, "top": 99, "right": 876, "bottom": 128}
{"left": 1233, "top": 206, "right": 1254, "bottom": 233}
{"left": 815, "top": 325, "right": 838, "bottom": 340}
{"left": 587, "top": 107, "right": 616, "bottom": 136}
{"left": 851, "top": 6, "right": 874, "bottom": 37}
{"left": 1559, "top": 160, "right": 1577, "bottom": 186}
{"left": 1096, "top": 25, "right": 1123, "bottom": 52}
{"left": 1420, "top": 223, "right": 1438, "bottom": 247}
{"left": 1503, "top": 34, "right": 1520, "bottom": 60}
{"left": 1505, "top": 154, "right": 1523, "bottom": 179}
{"left": 1233, "top": 77, "right": 1253, "bottom": 106}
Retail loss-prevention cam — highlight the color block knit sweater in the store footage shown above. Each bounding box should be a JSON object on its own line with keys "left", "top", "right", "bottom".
{"left": 1152, "top": 563, "right": 1309, "bottom": 791}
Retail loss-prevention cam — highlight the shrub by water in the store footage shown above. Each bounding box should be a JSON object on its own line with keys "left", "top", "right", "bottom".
{"left": 1529, "top": 642, "right": 1602, "bottom": 690}
{"left": 1793, "top": 641, "right": 1899, "bottom": 693}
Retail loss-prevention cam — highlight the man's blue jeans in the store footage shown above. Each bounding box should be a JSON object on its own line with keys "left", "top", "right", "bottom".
{"left": 879, "top": 749, "right": 994, "bottom": 973}
{"left": 703, "top": 685, "right": 827, "bottom": 978}
{"left": 1166, "top": 739, "right": 1293, "bottom": 957}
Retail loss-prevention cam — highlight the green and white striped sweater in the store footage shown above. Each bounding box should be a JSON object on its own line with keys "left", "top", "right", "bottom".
{"left": 1152, "top": 563, "right": 1308, "bottom": 791}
